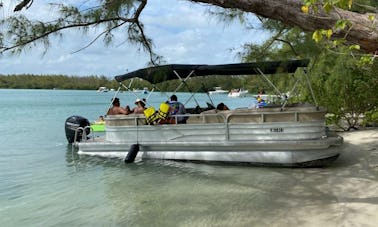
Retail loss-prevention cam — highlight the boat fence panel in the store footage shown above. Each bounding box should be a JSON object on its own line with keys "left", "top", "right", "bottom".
{"left": 264, "top": 112, "right": 297, "bottom": 123}
{"left": 186, "top": 112, "right": 227, "bottom": 124}
{"left": 297, "top": 111, "right": 325, "bottom": 122}
{"left": 227, "top": 113, "right": 262, "bottom": 123}
{"left": 186, "top": 115, "right": 204, "bottom": 124}
{"left": 105, "top": 115, "right": 146, "bottom": 126}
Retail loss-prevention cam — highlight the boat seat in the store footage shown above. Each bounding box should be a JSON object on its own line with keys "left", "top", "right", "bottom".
{"left": 200, "top": 109, "right": 228, "bottom": 123}
{"left": 105, "top": 114, "right": 146, "bottom": 126}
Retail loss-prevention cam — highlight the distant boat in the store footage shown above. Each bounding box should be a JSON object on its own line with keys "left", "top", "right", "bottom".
{"left": 97, "top": 87, "right": 109, "bottom": 92}
{"left": 228, "top": 88, "right": 248, "bottom": 97}
{"left": 133, "top": 87, "right": 149, "bottom": 94}
{"left": 208, "top": 87, "right": 228, "bottom": 95}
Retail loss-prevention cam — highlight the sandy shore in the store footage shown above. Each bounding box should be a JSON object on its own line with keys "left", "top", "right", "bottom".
{"left": 281, "top": 128, "right": 378, "bottom": 227}
{"left": 337, "top": 128, "right": 378, "bottom": 226}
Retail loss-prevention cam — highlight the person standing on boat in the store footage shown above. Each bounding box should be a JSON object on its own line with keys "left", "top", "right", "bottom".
{"left": 168, "top": 95, "right": 187, "bottom": 124}
{"left": 107, "top": 98, "right": 129, "bottom": 115}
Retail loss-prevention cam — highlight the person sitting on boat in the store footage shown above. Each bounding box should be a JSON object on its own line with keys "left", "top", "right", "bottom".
{"left": 216, "top": 102, "right": 229, "bottom": 111}
{"left": 125, "top": 105, "right": 131, "bottom": 114}
{"left": 95, "top": 115, "right": 105, "bottom": 124}
{"left": 257, "top": 96, "right": 266, "bottom": 108}
{"left": 107, "top": 98, "right": 129, "bottom": 115}
{"left": 131, "top": 98, "right": 146, "bottom": 114}
{"left": 168, "top": 95, "right": 187, "bottom": 124}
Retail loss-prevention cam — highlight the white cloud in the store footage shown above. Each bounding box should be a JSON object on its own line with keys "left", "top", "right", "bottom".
{"left": 0, "top": 0, "right": 269, "bottom": 77}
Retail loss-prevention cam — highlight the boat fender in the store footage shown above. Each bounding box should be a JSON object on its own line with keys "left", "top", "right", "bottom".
{"left": 124, "top": 144, "right": 139, "bottom": 163}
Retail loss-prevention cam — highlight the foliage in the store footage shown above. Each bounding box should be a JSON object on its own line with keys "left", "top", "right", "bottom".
{"left": 302, "top": 0, "right": 378, "bottom": 63}
{"left": 239, "top": 17, "right": 377, "bottom": 130}
{"left": 0, "top": 74, "right": 109, "bottom": 90}
{"left": 0, "top": 0, "right": 161, "bottom": 64}
{"left": 301, "top": 51, "right": 378, "bottom": 130}
{"left": 1, "top": 0, "right": 378, "bottom": 62}
{"left": 362, "top": 107, "right": 378, "bottom": 127}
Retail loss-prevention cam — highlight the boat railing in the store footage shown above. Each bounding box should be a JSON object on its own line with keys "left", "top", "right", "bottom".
{"left": 72, "top": 126, "right": 92, "bottom": 146}
{"left": 103, "top": 107, "right": 325, "bottom": 127}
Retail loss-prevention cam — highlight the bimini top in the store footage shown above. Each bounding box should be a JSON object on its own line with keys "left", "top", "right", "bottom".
{"left": 115, "top": 59, "right": 309, "bottom": 84}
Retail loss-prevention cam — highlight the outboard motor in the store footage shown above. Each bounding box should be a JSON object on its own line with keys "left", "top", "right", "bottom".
{"left": 65, "top": 116, "right": 90, "bottom": 143}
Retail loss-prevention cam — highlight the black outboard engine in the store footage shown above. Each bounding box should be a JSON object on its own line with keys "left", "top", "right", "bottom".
{"left": 65, "top": 116, "right": 91, "bottom": 143}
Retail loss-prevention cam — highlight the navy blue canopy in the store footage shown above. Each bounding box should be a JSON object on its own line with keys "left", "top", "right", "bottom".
{"left": 115, "top": 59, "right": 309, "bottom": 84}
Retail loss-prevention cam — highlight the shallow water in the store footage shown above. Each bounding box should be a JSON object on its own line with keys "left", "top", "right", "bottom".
{"left": 0, "top": 89, "right": 377, "bottom": 226}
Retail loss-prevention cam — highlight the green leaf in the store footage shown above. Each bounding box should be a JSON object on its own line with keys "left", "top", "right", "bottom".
{"left": 335, "top": 19, "right": 348, "bottom": 30}
{"left": 323, "top": 2, "right": 333, "bottom": 13}
{"left": 349, "top": 44, "right": 360, "bottom": 50}
{"left": 312, "top": 30, "right": 323, "bottom": 42}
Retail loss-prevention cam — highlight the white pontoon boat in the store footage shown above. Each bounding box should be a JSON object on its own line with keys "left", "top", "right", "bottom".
{"left": 228, "top": 88, "right": 249, "bottom": 97}
{"left": 208, "top": 87, "right": 228, "bottom": 95}
{"left": 66, "top": 60, "right": 343, "bottom": 167}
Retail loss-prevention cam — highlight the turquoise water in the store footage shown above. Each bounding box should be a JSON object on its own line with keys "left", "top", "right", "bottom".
{"left": 0, "top": 89, "right": 374, "bottom": 226}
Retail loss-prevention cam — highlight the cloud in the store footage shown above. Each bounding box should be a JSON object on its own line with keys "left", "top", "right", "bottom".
{"left": 0, "top": 0, "right": 269, "bottom": 77}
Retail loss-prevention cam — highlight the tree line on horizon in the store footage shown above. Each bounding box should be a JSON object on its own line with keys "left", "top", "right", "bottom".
{"left": 0, "top": 73, "right": 268, "bottom": 94}
{"left": 0, "top": 74, "right": 117, "bottom": 90}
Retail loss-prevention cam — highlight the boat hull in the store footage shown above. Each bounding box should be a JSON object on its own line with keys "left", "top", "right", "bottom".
{"left": 78, "top": 137, "right": 342, "bottom": 167}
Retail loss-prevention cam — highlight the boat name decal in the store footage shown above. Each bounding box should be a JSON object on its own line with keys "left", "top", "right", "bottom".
{"left": 270, "top": 128, "right": 284, "bottom": 133}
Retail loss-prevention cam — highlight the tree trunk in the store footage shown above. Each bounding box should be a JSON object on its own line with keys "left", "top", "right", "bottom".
{"left": 191, "top": 0, "right": 378, "bottom": 53}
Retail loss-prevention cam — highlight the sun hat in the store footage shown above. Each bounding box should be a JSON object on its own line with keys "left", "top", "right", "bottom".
{"left": 135, "top": 98, "right": 142, "bottom": 104}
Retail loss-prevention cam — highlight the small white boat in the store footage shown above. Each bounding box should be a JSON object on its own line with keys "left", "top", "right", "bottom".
{"left": 66, "top": 60, "right": 343, "bottom": 167}
{"left": 133, "top": 87, "right": 149, "bottom": 94}
{"left": 97, "top": 87, "right": 109, "bottom": 92}
{"left": 228, "top": 88, "right": 249, "bottom": 97}
{"left": 208, "top": 87, "right": 228, "bottom": 95}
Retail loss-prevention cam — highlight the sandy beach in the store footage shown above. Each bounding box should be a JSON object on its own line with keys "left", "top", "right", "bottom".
{"left": 273, "top": 128, "right": 378, "bottom": 227}
{"left": 332, "top": 128, "right": 378, "bottom": 226}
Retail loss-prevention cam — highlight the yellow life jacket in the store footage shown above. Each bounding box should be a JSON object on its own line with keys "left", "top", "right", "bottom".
{"left": 158, "top": 102, "right": 170, "bottom": 120}
{"left": 144, "top": 107, "right": 159, "bottom": 124}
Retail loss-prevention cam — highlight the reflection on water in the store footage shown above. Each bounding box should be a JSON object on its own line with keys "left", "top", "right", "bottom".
{"left": 63, "top": 137, "right": 378, "bottom": 227}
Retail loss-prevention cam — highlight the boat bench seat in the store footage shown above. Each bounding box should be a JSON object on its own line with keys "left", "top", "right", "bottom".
{"left": 186, "top": 109, "right": 229, "bottom": 124}
{"left": 187, "top": 108, "right": 325, "bottom": 124}
{"left": 105, "top": 114, "right": 146, "bottom": 126}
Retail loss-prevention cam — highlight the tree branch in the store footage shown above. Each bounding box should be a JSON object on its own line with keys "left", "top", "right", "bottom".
{"left": 1, "top": 17, "right": 123, "bottom": 53}
{"left": 190, "top": 0, "right": 378, "bottom": 53}
{"left": 275, "top": 38, "right": 299, "bottom": 56}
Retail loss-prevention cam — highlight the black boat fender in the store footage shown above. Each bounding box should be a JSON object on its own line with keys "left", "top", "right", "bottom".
{"left": 124, "top": 144, "right": 139, "bottom": 163}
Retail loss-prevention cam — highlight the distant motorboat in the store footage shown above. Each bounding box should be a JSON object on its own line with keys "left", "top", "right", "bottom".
{"left": 228, "top": 88, "right": 248, "bottom": 97}
{"left": 208, "top": 87, "right": 228, "bottom": 95}
{"left": 133, "top": 87, "right": 149, "bottom": 94}
{"left": 97, "top": 87, "right": 109, "bottom": 92}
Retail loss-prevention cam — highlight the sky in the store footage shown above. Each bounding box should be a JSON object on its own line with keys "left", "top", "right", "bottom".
{"left": 1, "top": 0, "right": 269, "bottom": 78}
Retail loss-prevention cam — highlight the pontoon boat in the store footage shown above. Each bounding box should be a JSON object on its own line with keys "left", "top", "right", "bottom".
{"left": 66, "top": 60, "right": 343, "bottom": 167}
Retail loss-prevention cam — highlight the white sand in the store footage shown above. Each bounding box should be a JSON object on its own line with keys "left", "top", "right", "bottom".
{"left": 183, "top": 128, "right": 378, "bottom": 227}
{"left": 278, "top": 128, "right": 378, "bottom": 227}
